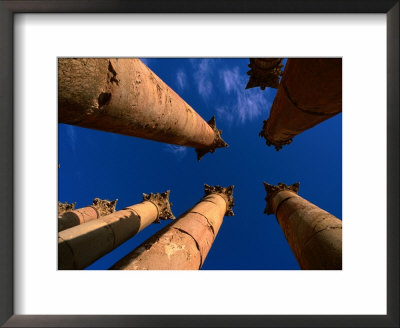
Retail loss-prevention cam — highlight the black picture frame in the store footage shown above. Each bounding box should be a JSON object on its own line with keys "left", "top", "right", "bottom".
{"left": 1, "top": 1, "right": 398, "bottom": 327}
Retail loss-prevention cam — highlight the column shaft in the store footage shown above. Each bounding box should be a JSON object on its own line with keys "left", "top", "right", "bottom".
{"left": 112, "top": 185, "right": 234, "bottom": 270}
{"left": 58, "top": 206, "right": 98, "bottom": 232}
{"left": 264, "top": 182, "right": 342, "bottom": 270}
{"left": 58, "top": 58, "right": 227, "bottom": 160}
{"left": 259, "top": 58, "right": 342, "bottom": 150}
{"left": 58, "top": 198, "right": 117, "bottom": 232}
{"left": 58, "top": 191, "right": 173, "bottom": 270}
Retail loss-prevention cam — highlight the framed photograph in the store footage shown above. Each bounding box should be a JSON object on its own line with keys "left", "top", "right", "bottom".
{"left": 57, "top": 57, "right": 343, "bottom": 273}
{"left": 1, "top": 1, "right": 398, "bottom": 327}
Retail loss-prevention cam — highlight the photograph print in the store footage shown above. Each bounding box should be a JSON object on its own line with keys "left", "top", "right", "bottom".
{"left": 58, "top": 58, "right": 342, "bottom": 270}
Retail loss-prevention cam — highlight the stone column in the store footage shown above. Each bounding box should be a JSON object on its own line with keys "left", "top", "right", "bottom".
{"left": 246, "top": 58, "right": 283, "bottom": 90}
{"left": 111, "top": 185, "right": 234, "bottom": 270}
{"left": 259, "top": 58, "right": 342, "bottom": 150}
{"left": 58, "top": 198, "right": 117, "bottom": 232}
{"left": 58, "top": 201, "right": 75, "bottom": 219}
{"left": 264, "top": 182, "right": 342, "bottom": 270}
{"left": 58, "top": 191, "right": 174, "bottom": 270}
{"left": 58, "top": 58, "right": 228, "bottom": 160}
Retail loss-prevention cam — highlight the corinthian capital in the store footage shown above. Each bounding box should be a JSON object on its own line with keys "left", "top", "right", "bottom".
{"left": 196, "top": 116, "right": 228, "bottom": 161}
{"left": 204, "top": 184, "right": 235, "bottom": 216}
{"left": 58, "top": 201, "right": 76, "bottom": 216}
{"left": 142, "top": 190, "right": 175, "bottom": 223}
{"left": 259, "top": 119, "right": 293, "bottom": 151}
{"left": 263, "top": 182, "right": 300, "bottom": 215}
{"left": 91, "top": 198, "right": 118, "bottom": 217}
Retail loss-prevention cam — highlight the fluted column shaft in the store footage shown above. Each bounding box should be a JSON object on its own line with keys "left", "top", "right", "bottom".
{"left": 58, "top": 191, "right": 174, "bottom": 270}
{"left": 264, "top": 182, "right": 342, "bottom": 270}
{"left": 260, "top": 58, "right": 342, "bottom": 150}
{"left": 58, "top": 58, "right": 227, "bottom": 160}
{"left": 58, "top": 198, "right": 117, "bottom": 232}
{"left": 112, "top": 185, "right": 234, "bottom": 270}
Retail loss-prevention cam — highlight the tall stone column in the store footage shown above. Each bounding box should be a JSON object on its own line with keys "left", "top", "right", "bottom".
{"left": 264, "top": 182, "right": 342, "bottom": 270}
{"left": 58, "top": 58, "right": 228, "bottom": 160}
{"left": 259, "top": 58, "right": 342, "bottom": 150}
{"left": 58, "top": 191, "right": 174, "bottom": 270}
{"left": 111, "top": 185, "right": 234, "bottom": 270}
{"left": 58, "top": 198, "right": 117, "bottom": 232}
{"left": 246, "top": 58, "right": 283, "bottom": 90}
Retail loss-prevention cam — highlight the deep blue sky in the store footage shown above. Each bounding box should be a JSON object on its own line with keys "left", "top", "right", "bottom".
{"left": 58, "top": 58, "right": 342, "bottom": 270}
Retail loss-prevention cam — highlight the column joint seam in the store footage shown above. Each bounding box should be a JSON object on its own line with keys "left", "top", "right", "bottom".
{"left": 171, "top": 227, "right": 203, "bottom": 269}
{"left": 102, "top": 208, "right": 141, "bottom": 249}
{"left": 281, "top": 80, "right": 341, "bottom": 116}
{"left": 187, "top": 211, "right": 216, "bottom": 236}
{"left": 275, "top": 196, "right": 295, "bottom": 218}
{"left": 301, "top": 225, "right": 342, "bottom": 252}
{"left": 97, "top": 210, "right": 135, "bottom": 249}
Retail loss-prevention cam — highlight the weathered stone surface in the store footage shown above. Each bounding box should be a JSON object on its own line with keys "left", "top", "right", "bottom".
{"left": 246, "top": 58, "right": 283, "bottom": 90}
{"left": 111, "top": 184, "right": 235, "bottom": 270}
{"left": 58, "top": 191, "right": 174, "bottom": 270}
{"left": 59, "top": 219, "right": 114, "bottom": 270}
{"left": 58, "top": 58, "right": 228, "bottom": 160}
{"left": 112, "top": 227, "right": 202, "bottom": 270}
{"left": 259, "top": 58, "right": 342, "bottom": 150}
{"left": 264, "top": 181, "right": 342, "bottom": 270}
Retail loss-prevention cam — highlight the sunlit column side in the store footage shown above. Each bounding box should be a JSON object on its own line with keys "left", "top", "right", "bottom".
{"left": 58, "top": 198, "right": 117, "bottom": 232}
{"left": 58, "top": 191, "right": 174, "bottom": 270}
{"left": 58, "top": 58, "right": 228, "bottom": 160}
{"left": 264, "top": 182, "right": 342, "bottom": 270}
{"left": 111, "top": 185, "right": 234, "bottom": 270}
{"left": 259, "top": 58, "right": 342, "bottom": 150}
{"left": 245, "top": 58, "right": 283, "bottom": 90}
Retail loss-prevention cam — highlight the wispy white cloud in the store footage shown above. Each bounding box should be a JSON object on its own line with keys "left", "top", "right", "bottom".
{"left": 221, "top": 68, "right": 239, "bottom": 93}
{"left": 176, "top": 70, "right": 187, "bottom": 92}
{"left": 191, "top": 59, "right": 216, "bottom": 99}
{"left": 163, "top": 145, "right": 187, "bottom": 159}
{"left": 215, "top": 106, "right": 235, "bottom": 126}
{"left": 65, "top": 125, "right": 77, "bottom": 153}
{"left": 218, "top": 66, "right": 270, "bottom": 125}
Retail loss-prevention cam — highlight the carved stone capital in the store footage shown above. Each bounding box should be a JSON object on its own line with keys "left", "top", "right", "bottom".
{"left": 142, "top": 190, "right": 175, "bottom": 223}
{"left": 263, "top": 182, "right": 300, "bottom": 215}
{"left": 196, "top": 116, "right": 228, "bottom": 161}
{"left": 204, "top": 184, "right": 235, "bottom": 216}
{"left": 246, "top": 58, "right": 283, "bottom": 90}
{"left": 58, "top": 201, "right": 76, "bottom": 216}
{"left": 259, "top": 119, "right": 293, "bottom": 151}
{"left": 91, "top": 198, "right": 118, "bottom": 217}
